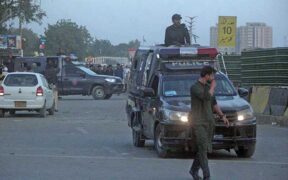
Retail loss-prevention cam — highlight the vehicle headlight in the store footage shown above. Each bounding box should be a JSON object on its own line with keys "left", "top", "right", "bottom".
{"left": 105, "top": 78, "right": 116, "bottom": 83}
{"left": 163, "top": 109, "right": 189, "bottom": 122}
{"left": 237, "top": 108, "right": 254, "bottom": 121}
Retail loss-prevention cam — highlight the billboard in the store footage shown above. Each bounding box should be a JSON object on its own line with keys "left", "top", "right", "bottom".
{"left": 0, "top": 35, "right": 22, "bottom": 49}
{"left": 217, "top": 16, "right": 237, "bottom": 47}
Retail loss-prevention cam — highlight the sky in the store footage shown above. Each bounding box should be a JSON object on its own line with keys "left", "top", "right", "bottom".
{"left": 24, "top": 0, "right": 288, "bottom": 46}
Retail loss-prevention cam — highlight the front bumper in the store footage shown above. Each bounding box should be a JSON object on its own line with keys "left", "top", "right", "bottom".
{"left": 159, "top": 121, "right": 256, "bottom": 150}
{"left": 104, "top": 83, "right": 124, "bottom": 94}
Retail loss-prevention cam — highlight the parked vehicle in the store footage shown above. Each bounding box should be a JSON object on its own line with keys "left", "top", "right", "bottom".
{"left": 0, "top": 72, "right": 55, "bottom": 117}
{"left": 13, "top": 56, "right": 124, "bottom": 100}
{"left": 126, "top": 45, "right": 256, "bottom": 158}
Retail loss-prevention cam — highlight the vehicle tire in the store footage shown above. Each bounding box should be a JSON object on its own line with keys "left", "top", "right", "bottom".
{"left": 92, "top": 86, "right": 106, "bottom": 100}
{"left": 39, "top": 102, "right": 47, "bottom": 118}
{"left": 48, "top": 102, "right": 55, "bottom": 115}
{"left": 132, "top": 116, "right": 145, "bottom": 147}
{"left": 154, "top": 124, "right": 169, "bottom": 158}
{"left": 236, "top": 145, "right": 255, "bottom": 158}
{"left": 104, "top": 94, "right": 112, "bottom": 99}
{"left": 9, "top": 110, "right": 16, "bottom": 115}
{"left": 0, "top": 109, "right": 4, "bottom": 118}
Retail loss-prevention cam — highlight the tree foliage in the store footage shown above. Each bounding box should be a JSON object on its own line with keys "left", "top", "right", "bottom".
{"left": 0, "top": 0, "right": 46, "bottom": 32}
{"left": 44, "top": 19, "right": 93, "bottom": 59}
{"left": 45, "top": 19, "right": 140, "bottom": 59}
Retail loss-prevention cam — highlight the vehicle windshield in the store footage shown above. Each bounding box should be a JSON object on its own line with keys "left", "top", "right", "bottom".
{"left": 162, "top": 74, "right": 237, "bottom": 97}
{"left": 77, "top": 66, "right": 97, "bottom": 76}
{"left": 4, "top": 74, "right": 38, "bottom": 87}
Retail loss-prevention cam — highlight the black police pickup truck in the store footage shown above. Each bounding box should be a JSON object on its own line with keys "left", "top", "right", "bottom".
{"left": 14, "top": 56, "right": 124, "bottom": 99}
{"left": 126, "top": 46, "right": 256, "bottom": 158}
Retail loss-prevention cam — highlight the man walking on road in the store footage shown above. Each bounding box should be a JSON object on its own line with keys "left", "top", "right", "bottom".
{"left": 165, "top": 14, "right": 191, "bottom": 46}
{"left": 44, "top": 60, "right": 60, "bottom": 112}
{"left": 189, "top": 66, "right": 229, "bottom": 180}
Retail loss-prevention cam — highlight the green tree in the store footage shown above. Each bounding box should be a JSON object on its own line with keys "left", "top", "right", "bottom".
{"left": 0, "top": 0, "right": 46, "bottom": 34}
{"left": 45, "top": 19, "right": 93, "bottom": 59}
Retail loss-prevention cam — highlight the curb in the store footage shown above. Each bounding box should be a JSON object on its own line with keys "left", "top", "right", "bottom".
{"left": 256, "top": 114, "right": 288, "bottom": 127}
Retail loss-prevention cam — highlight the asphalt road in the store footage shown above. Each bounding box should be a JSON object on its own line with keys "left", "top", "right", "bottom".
{"left": 0, "top": 95, "right": 287, "bottom": 180}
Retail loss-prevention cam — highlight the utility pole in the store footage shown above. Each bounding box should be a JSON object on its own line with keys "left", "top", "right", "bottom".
{"left": 186, "top": 16, "right": 199, "bottom": 45}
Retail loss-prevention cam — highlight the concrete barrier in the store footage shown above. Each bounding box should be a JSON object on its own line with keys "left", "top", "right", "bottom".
{"left": 264, "top": 87, "right": 288, "bottom": 116}
{"left": 250, "top": 86, "right": 271, "bottom": 114}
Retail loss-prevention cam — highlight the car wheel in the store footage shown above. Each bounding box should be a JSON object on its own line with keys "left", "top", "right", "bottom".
{"left": 48, "top": 102, "right": 55, "bottom": 115}
{"left": 104, "top": 94, "right": 112, "bottom": 99}
{"left": 9, "top": 110, "right": 16, "bottom": 116}
{"left": 0, "top": 109, "right": 4, "bottom": 118}
{"left": 236, "top": 145, "right": 255, "bottom": 158}
{"left": 92, "top": 86, "right": 106, "bottom": 100}
{"left": 39, "top": 102, "right": 47, "bottom": 118}
{"left": 132, "top": 116, "right": 145, "bottom": 147}
{"left": 154, "top": 124, "right": 169, "bottom": 158}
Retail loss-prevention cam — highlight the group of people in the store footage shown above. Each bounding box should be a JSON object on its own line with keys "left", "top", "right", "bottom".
{"left": 89, "top": 63, "right": 130, "bottom": 80}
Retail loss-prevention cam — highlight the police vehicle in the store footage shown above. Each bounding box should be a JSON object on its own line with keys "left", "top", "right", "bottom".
{"left": 126, "top": 45, "right": 256, "bottom": 158}
{"left": 13, "top": 56, "right": 124, "bottom": 100}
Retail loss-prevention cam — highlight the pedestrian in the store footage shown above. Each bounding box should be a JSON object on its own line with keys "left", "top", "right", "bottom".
{"left": 44, "top": 60, "right": 60, "bottom": 112}
{"left": 165, "top": 14, "right": 191, "bottom": 46}
{"left": 189, "top": 66, "right": 229, "bottom": 180}
{"left": 114, "top": 63, "right": 124, "bottom": 79}
{"left": 106, "top": 65, "right": 114, "bottom": 76}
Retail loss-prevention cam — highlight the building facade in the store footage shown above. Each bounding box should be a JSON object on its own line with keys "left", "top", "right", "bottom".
{"left": 210, "top": 22, "right": 273, "bottom": 54}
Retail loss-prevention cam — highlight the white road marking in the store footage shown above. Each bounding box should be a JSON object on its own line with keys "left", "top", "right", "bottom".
{"left": 0, "top": 153, "right": 287, "bottom": 166}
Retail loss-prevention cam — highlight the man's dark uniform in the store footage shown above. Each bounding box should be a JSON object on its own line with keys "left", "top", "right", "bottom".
{"left": 165, "top": 24, "right": 191, "bottom": 46}
{"left": 190, "top": 81, "right": 217, "bottom": 179}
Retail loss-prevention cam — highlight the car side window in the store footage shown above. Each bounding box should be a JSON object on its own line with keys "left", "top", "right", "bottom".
{"left": 150, "top": 76, "right": 159, "bottom": 97}
{"left": 142, "top": 53, "right": 153, "bottom": 86}
{"left": 40, "top": 75, "right": 49, "bottom": 88}
{"left": 64, "top": 66, "right": 82, "bottom": 77}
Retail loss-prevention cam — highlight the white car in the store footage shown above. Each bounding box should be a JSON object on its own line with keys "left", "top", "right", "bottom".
{"left": 0, "top": 72, "right": 55, "bottom": 117}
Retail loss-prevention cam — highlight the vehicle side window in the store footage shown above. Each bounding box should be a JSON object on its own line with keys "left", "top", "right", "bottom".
{"left": 136, "top": 56, "right": 147, "bottom": 86}
{"left": 40, "top": 75, "right": 49, "bottom": 88}
{"left": 150, "top": 76, "right": 159, "bottom": 97}
{"left": 64, "top": 66, "right": 83, "bottom": 77}
{"left": 142, "top": 53, "right": 153, "bottom": 86}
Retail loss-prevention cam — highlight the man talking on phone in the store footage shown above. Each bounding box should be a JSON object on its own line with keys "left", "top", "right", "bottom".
{"left": 189, "top": 66, "right": 229, "bottom": 180}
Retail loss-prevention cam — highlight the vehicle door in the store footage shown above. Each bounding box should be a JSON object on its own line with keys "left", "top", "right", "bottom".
{"left": 140, "top": 53, "right": 158, "bottom": 138}
{"left": 40, "top": 75, "right": 53, "bottom": 108}
{"left": 61, "top": 65, "right": 87, "bottom": 94}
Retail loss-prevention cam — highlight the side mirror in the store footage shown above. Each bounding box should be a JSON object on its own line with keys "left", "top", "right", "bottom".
{"left": 139, "top": 86, "right": 155, "bottom": 97}
{"left": 238, "top": 88, "right": 249, "bottom": 98}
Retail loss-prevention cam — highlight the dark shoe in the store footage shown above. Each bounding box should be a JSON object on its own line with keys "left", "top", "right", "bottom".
{"left": 54, "top": 109, "right": 58, "bottom": 112}
{"left": 203, "top": 177, "right": 211, "bottom": 180}
{"left": 189, "top": 170, "right": 202, "bottom": 180}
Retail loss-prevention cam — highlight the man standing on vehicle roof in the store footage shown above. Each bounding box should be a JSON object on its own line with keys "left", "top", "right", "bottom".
{"left": 189, "top": 66, "right": 229, "bottom": 180}
{"left": 165, "top": 14, "right": 191, "bottom": 46}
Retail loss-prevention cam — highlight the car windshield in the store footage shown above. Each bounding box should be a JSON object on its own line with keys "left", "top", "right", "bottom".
{"left": 77, "top": 66, "right": 97, "bottom": 76}
{"left": 4, "top": 74, "right": 38, "bottom": 87}
{"left": 162, "top": 75, "right": 237, "bottom": 97}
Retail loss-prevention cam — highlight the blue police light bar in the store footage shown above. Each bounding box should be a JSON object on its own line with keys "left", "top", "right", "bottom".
{"left": 159, "top": 47, "right": 218, "bottom": 59}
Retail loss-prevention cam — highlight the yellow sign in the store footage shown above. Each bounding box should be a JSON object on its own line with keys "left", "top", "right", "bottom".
{"left": 217, "top": 16, "right": 237, "bottom": 47}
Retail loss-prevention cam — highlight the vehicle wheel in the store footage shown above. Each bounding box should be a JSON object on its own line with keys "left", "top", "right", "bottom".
{"left": 132, "top": 116, "right": 145, "bottom": 147}
{"left": 154, "top": 124, "right": 169, "bottom": 158}
{"left": 104, "top": 94, "right": 112, "bottom": 99}
{"left": 92, "top": 86, "right": 106, "bottom": 100}
{"left": 236, "top": 145, "right": 255, "bottom": 158}
{"left": 48, "top": 102, "right": 55, "bottom": 115}
{"left": 0, "top": 109, "right": 4, "bottom": 118}
{"left": 39, "top": 102, "right": 47, "bottom": 118}
{"left": 9, "top": 110, "right": 16, "bottom": 115}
